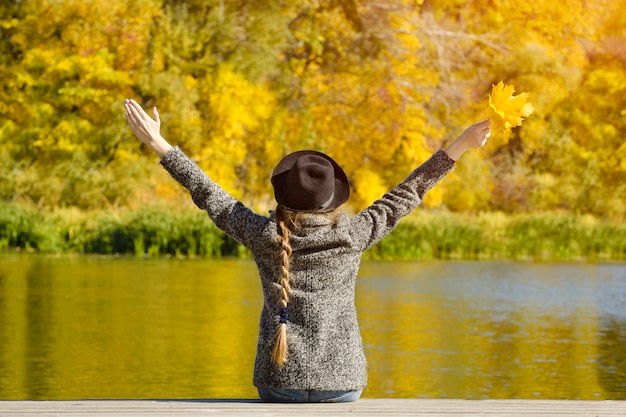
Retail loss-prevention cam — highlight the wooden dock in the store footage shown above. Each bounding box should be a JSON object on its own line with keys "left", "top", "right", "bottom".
{"left": 1, "top": 399, "right": 625, "bottom": 416}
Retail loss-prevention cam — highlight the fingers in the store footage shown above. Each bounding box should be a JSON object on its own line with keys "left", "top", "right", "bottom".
{"left": 124, "top": 102, "right": 137, "bottom": 128}
{"left": 124, "top": 99, "right": 158, "bottom": 131}
{"left": 475, "top": 119, "right": 491, "bottom": 134}
{"left": 124, "top": 99, "right": 139, "bottom": 124}
{"left": 461, "top": 120, "right": 491, "bottom": 148}
{"left": 480, "top": 130, "right": 490, "bottom": 147}
{"left": 125, "top": 99, "right": 146, "bottom": 121}
{"left": 124, "top": 99, "right": 151, "bottom": 119}
{"left": 152, "top": 106, "right": 161, "bottom": 128}
{"left": 124, "top": 99, "right": 158, "bottom": 144}
{"left": 477, "top": 120, "right": 491, "bottom": 147}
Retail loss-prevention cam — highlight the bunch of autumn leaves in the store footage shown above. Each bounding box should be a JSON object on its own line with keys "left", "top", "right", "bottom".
{"left": 488, "top": 81, "right": 535, "bottom": 133}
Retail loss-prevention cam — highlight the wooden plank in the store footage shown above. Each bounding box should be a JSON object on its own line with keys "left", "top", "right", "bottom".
{"left": 1, "top": 399, "right": 625, "bottom": 417}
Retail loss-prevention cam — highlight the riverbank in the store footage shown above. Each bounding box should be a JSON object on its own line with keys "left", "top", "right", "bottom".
{"left": 1, "top": 202, "right": 624, "bottom": 261}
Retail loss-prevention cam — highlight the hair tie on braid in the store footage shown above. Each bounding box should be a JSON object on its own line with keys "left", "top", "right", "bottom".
{"left": 279, "top": 306, "right": 289, "bottom": 324}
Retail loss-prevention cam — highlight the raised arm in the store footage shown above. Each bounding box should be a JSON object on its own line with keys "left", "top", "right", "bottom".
{"left": 124, "top": 99, "right": 270, "bottom": 248}
{"left": 349, "top": 119, "right": 492, "bottom": 251}
{"left": 124, "top": 99, "right": 173, "bottom": 158}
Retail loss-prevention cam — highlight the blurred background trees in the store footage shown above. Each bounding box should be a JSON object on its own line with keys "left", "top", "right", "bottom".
{"left": 1, "top": 0, "right": 624, "bottom": 218}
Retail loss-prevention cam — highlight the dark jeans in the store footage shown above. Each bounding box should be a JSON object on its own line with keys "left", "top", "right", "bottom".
{"left": 258, "top": 387, "right": 363, "bottom": 403}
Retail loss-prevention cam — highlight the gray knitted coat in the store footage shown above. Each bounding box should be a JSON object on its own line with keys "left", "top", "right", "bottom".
{"left": 160, "top": 147, "right": 455, "bottom": 392}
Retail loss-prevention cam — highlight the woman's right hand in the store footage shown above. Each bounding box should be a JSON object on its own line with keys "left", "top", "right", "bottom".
{"left": 125, "top": 99, "right": 173, "bottom": 158}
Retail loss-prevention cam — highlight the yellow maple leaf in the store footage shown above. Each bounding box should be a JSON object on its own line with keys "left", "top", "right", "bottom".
{"left": 488, "top": 81, "right": 535, "bottom": 133}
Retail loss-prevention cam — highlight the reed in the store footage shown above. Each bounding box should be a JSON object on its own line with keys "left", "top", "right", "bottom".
{"left": 366, "top": 211, "right": 626, "bottom": 261}
{"left": 1, "top": 203, "right": 624, "bottom": 260}
{"left": 0, "top": 203, "right": 45, "bottom": 251}
{"left": 0, "top": 203, "right": 237, "bottom": 257}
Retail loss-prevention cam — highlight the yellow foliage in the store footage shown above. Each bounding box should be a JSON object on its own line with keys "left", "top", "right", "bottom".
{"left": 441, "top": 157, "right": 493, "bottom": 211}
{"left": 421, "top": 183, "right": 444, "bottom": 209}
{"left": 351, "top": 167, "right": 389, "bottom": 211}
{"left": 210, "top": 66, "right": 275, "bottom": 140}
{"left": 0, "top": 0, "right": 623, "bottom": 216}
{"left": 488, "top": 81, "right": 535, "bottom": 133}
{"left": 196, "top": 65, "right": 277, "bottom": 198}
{"left": 530, "top": 173, "right": 562, "bottom": 210}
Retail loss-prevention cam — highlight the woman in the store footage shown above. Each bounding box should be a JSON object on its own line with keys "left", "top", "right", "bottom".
{"left": 124, "top": 99, "right": 491, "bottom": 402}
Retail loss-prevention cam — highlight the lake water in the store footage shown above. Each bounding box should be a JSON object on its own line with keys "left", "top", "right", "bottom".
{"left": 0, "top": 253, "right": 625, "bottom": 400}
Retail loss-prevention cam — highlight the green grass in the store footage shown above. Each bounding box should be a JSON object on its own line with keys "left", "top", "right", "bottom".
{"left": 1, "top": 202, "right": 624, "bottom": 260}
{"left": 0, "top": 203, "right": 241, "bottom": 257}
{"left": 367, "top": 211, "right": 626, "bottom": 261}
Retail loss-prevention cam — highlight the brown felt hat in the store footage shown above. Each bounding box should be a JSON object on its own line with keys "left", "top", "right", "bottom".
{"left": 271, "top": 150, "right": 350, "bottom": 212}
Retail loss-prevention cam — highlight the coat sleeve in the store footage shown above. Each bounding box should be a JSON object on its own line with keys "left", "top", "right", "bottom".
{"left": 348, "top": 150, "right": 455, "bottom": 251}
{"left": 159, "top": 147, "right": 271, "bottom": 249}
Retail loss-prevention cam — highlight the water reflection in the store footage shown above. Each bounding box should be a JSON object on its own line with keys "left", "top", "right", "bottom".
{"left": 0, "top": 254, "right": 624, "bottom": 400}
{"left": 358, "top": 261, "right": 626, "bottom": 400}
{"left": 0, "top": 255, "right": 262, "bottom": 399}
{"left": 25, "top": 261, "right": 56, "bottom": 399}
{"left": 598, "top": 317, "right": 626, "bottom": 399}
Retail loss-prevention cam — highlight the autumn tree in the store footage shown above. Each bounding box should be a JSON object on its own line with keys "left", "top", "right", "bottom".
{"left": 0, "top": 0, "right": 161, "bottom": 208}
{"left": 0, "top": 0, "right": 622, "bottom": 219}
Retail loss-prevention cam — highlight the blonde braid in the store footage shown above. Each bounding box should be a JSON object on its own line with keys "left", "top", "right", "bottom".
{"left": 272, "top": 215, "right": 292, "bottom": 366}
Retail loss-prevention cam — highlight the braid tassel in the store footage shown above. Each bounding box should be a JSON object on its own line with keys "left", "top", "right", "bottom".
{"left": 272, "top": 322, "right": 288, "bottom": 367}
